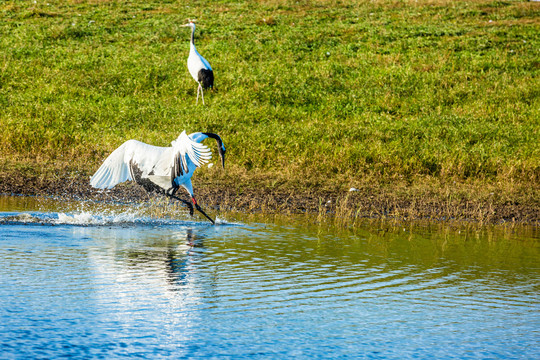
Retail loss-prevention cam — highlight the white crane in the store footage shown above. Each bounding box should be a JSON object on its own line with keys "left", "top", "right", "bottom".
{"left": 182, "top": 19, "right": 214, "bottom": 105}
{"left": 90, "top": 131, "right": 226, "bottom": 224}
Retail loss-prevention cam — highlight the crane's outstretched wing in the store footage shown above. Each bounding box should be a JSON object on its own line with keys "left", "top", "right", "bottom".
{"left": 90, "top": 141, "right": 132, "bottom": 189}
{"left": 90, "top": 140, "right": 169, "bottom": 189}
{"left": 171, "top": 131, "right": 212, "bottom": 179}
{"left": 91, "top": 132, "right": 212, "bottom": 190}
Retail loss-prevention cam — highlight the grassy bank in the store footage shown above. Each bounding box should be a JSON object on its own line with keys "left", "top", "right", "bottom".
{"left": 1, "top": 0, "right": 539, "bottom": 222}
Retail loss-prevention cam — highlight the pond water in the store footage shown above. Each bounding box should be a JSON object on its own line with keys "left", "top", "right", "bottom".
{"left": 1, "top": 195, "right": 539, "bottom": 359}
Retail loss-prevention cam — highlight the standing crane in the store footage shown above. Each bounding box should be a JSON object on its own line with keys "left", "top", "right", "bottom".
{"left": 182, "top": 19, "right": 214, "bottom": 105}
{"left": 90, "top": 131, "right": 226, "bottom": 224}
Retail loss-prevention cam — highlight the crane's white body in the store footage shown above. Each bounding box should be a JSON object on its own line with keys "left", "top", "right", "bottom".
{"left": 187, "top": 42, "right": 212, "bottom": 82}
{"left": 90, "top": 131, "right": 212, "bottom": 198}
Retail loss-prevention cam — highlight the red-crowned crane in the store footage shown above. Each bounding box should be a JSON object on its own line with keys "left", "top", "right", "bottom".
{"left": 182, "top": 20, "right": 213, "bottom": 105}
{"left": 90, "top": 131, "right": 226, "bottom": 224}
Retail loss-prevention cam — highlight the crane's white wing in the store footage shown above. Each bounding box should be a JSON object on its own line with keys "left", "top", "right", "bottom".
{"left": 91, "top": 132, "right": 211, "bottom": 190}
{"left": 90, "top": 140, "right": 170, "bottom": 189}
{"left": 171, "top": 131, "right": 212, "bottom": 178}
{"left": 90, "top": 141, "right": 132, "bottom": 189}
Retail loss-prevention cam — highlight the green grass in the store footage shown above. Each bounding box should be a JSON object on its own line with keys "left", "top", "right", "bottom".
{"left": 1, "top": 0, "right": 539, "bottom": 193}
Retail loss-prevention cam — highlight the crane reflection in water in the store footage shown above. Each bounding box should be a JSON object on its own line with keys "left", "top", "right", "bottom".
{"left": 163, "top": 228, "right": 209, "bottom": 289}
{"left": 86, "top": 225, "right": 218, "bottom": 337}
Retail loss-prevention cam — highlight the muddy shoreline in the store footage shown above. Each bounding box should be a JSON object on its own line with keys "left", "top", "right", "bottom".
{"left": 1, "top": 169, "right": 538, "bottom": 226}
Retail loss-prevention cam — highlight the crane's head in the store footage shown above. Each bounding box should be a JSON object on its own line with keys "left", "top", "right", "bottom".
{"left": 182, "top": 19, "right": 196, "bottom": 30}
{"left": 202, "top": 132, "right": 226, "bottom": 171}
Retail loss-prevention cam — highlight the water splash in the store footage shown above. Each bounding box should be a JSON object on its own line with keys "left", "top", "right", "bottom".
{"left": 1, "top": 209, "right": 239, "bottom": 227}
{"left": 55, "top": 210, "right": 141, "bottom": 226}
{"left": 0, "top": 213, "right": 43, "bottom": 224}
{"left": 56, "top": 212, "right": 95, "bottom": 224}
{"left": 214, "top": 216, "right": 242, "bottom": 226}
{"left": 0, "top": 211, "right": 145, "bottom": 226}
{"left": 0, "top": 196, "right": 241, "bottom": 227}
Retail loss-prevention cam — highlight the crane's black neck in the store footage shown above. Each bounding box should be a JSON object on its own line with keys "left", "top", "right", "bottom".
{"left": 203, "top": 133, "right": 223, "bottom": 147}
{"left": 190, "top": 26, "right": 195, "bottom": 45}
{"left": 202, "top": 133, "right": 225, "bottom": 168}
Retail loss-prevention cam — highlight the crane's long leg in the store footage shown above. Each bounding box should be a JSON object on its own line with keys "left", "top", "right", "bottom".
{"left": 165, "top": 193, "right": 215, "bottom": 224}
{"left": 194, "top": 203, "right": 214, "bottom": 224}
{"left": 166, "top": 193, "right": 194, "bottom": 216}
{"left": 196, "top": 84, "right": 201, "bottom": 105}
{"left": 200, "top": 85, "right": 205, "bottom": 105}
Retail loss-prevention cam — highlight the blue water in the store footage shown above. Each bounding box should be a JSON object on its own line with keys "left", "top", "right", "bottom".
{"left": 1, "top": 197, "right": 539, "bottom": 359}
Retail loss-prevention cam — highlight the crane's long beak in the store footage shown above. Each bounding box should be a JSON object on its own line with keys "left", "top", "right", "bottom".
{"left": 218, "top": 148, "right": 226, "bottom": 170}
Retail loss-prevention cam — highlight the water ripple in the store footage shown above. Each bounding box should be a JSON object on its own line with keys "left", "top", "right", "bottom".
{"left": 1, "top": 200, "right": 539, "bottom": 359}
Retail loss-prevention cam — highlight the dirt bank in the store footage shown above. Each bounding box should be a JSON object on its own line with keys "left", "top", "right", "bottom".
{"left": 0, "top": 167, "right": 538, "bottom": 225}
